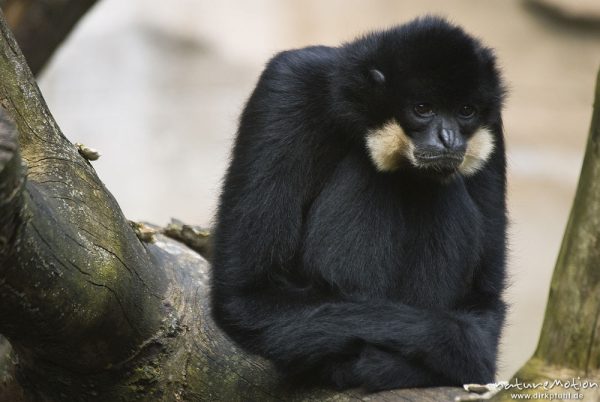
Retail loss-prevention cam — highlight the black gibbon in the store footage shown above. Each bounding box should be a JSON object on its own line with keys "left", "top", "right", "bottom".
{"left": 211, "top": 16, "right": 507, "bottom": 392}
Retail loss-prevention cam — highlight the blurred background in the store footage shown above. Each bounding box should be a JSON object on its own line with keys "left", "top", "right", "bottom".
{"left": 31, "top": 0, "right": 600, "bottom": 381}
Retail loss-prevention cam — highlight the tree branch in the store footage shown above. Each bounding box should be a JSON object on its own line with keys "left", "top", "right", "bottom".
{"left": 0, "top": 2, "right": 166, "bottom": 374}
{"left": 492, "top": 68, "right": 600, "bottom": 401}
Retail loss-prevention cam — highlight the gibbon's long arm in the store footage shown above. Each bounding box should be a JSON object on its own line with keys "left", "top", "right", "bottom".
{"left": 214, "top": 272, "right": 504, "bottom": 390}
{"left": 213, "top": 48, "right": 347, "bottom": 287}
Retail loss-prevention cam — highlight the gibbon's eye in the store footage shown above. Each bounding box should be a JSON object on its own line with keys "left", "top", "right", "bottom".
{"left": 414, "top": 103, "right": 434, "bottom": 117}
{"left": 459, "top": 105, "right": 476, "bottom": 118}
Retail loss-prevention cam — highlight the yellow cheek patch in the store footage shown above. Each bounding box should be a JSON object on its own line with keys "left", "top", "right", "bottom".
{"left": 366, "top": 123, "right": 495, "bottom": 175}
{"left": 459, "top": 127, "right": 495, "bottom": 176}
{"left": 366, "top": 121, "right": 415, "bottom": 172}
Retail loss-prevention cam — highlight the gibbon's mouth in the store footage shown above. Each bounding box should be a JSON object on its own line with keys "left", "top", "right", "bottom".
{"left": 413, "top": 152, "right": 465, "bottom": 173}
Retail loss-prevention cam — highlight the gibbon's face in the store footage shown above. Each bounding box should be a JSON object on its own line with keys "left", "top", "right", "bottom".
{"left": 363, "top": 24, "right": 503, "bottom": 178}
{"left": 365, "top": 97, "right": 495, "bottom": 177}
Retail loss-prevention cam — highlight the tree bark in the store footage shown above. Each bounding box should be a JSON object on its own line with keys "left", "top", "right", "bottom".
{"left": 492, "top": 69, "right": 600, "bottom": 400}
{"left": 0, "top": 0, "right": 99, "bottom": 75}
{"left": 0, "top": 8, "right": 472, "bottom": 402}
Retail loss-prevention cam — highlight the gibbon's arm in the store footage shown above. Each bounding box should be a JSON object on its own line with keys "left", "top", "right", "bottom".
{"left": 212, "top": 50, "right": 335, "bottom": 289}
{"left": 246, "top": 296, "right": 499, "bottom": 386}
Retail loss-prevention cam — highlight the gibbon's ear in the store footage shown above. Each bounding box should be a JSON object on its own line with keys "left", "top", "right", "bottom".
{"left": 369, "top": 68, "right": 386, "bottom": 85}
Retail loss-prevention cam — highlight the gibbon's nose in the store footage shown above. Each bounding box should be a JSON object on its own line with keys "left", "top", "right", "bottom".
{"left": 439, "top": 128, "right": 465, "bottom": 152}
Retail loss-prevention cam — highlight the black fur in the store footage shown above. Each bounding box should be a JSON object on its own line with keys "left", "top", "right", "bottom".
{"left": 211, "top": 16, "right": 507, "bottom": 392}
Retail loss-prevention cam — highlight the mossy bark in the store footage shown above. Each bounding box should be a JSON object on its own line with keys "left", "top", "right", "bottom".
{"left": 492, "top": 69, "right": 600, "bottom": 401}
{"left": 0, "top": 8, "right": 471, "bottom": 402}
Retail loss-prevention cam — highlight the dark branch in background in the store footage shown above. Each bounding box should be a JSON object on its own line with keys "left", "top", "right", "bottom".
{"left": 0, "top": 0, "right": 99, "bottom": 75}
{"left": 522, "top": 0, "right": 600, "bottom": 35}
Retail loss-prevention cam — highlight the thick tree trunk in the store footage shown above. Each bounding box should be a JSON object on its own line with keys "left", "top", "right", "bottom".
{"left": 0, "top": 0, "right": 99, "bottom": 76}
{"left": 492, "top": 69, "right": 600, "bottom": 400}
{"left": 0, "top": 8, "right": 471, "bottom": 402}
